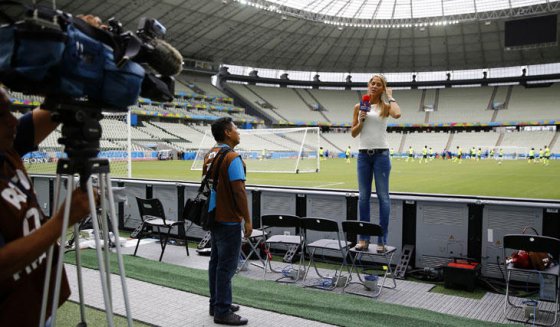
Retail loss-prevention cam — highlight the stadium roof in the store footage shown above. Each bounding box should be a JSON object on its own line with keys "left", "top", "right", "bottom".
{"left": 24, "top": 0, "right": 560, "bottom": 73}
{"left": 264, "top": 0, "right": 555, "bottom": 20}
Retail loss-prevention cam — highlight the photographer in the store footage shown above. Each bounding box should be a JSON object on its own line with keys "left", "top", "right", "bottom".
{"left": 0, "top": 86, "right": 95, "bottom": 326}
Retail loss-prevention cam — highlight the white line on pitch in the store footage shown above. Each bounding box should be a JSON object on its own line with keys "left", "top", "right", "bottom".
{"left": 313, "top": 182, "right": 345, "bottom": 188}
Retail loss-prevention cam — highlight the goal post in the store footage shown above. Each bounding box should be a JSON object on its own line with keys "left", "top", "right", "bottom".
{"left": 191, "top": 127, "right": 321, "bottom": 173}
{"left": 23, "top": 111, "right": 132, "bottom": 177}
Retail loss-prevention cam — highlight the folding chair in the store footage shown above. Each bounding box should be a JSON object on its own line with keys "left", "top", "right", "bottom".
{"left": 503, "top": 234, "right": 560, "bottom": 326}
{"left": 134, "top": 197, "right": 188, "bottom": 261}
{"left": 261, "top": 214, "right": 304, "bottom": 283}
{"left": 301, "top": 217, "right": 350, "bottom": 290}
{"left": 341, "top": 221, "right": 397, "bottom": 298}
{"left": 238, "top": 228, "right": 267, "bottom": 273}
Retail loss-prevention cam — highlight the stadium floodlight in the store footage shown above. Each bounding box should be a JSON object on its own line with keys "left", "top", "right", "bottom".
{"left": 191, "top": 127, "right": 321, "bottom": 174}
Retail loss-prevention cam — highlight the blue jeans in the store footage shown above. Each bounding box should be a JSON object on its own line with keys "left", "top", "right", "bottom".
{"left": 209, "top": 223, "right": 241, "bottom": 317}
{"left": 357, "top": 151, "right": 391, "bottom": 244}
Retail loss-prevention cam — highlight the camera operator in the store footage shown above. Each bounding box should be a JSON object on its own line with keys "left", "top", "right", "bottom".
{"left": 0, "top": 86, "right": 96, "bottom": 326}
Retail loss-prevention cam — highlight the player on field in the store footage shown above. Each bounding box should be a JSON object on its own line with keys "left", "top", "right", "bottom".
{"left": 406, "top": 146, "right": 414, "bottom": 162}
{"left": 420, "top": 145, "right": 428, "bottom": 164}
{"left": 544, "top": 145, "right": 551, "bottom": 166}
{"left": 528, "top": 148, "right": 535, "bottom": 164}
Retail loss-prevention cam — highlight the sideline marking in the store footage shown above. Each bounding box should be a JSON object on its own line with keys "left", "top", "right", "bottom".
{"left": 313, "top": 182, "right": 345, "bottom": 188}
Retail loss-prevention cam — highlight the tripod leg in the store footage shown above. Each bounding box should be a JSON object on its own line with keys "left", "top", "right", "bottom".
{"left": 50, "top": 176, "right": 75, "bottom": 326}
{"left": 98, "top": 176, "right": 112, "bottom": 306}
{"left": 85, "top": 178, "right": 115, "bottom": 327}
{"left": 39, "top": 174, "right": 64, "bottom": 327}
{"left": 73, "top": 223, "right": 87, "bottom": 325}
{"left": 103, "top": 172, "right": 133, "bottom": 327}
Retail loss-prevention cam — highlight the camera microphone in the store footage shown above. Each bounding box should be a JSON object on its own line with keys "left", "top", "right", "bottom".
{"left": 146, "top": 39, "right": 183, "bottom": 76}
{"left": 360, "top": 94, "right": 370, "bottom": 122}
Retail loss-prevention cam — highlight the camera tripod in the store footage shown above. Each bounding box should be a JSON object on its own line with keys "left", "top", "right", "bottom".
{"left": 39, "top": 101, "right": 132, "bottom": 327}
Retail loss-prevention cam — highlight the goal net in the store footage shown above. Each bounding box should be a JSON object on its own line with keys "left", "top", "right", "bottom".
{"left": 191, "top": 127, "right": 320, "bottom": 173}
{"left": 478, "top": 146, "right": 529, "bottom": 160}
{"left": 24, "top": 112, "right": 132, "bottom": 178}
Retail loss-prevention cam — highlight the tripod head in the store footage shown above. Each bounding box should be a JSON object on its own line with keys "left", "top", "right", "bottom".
{"left": 43, "top": 98, "right": 106, "bottom": 189}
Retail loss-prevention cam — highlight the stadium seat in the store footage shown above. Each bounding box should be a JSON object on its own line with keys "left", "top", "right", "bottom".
{"left": 301, "top": 217, "right": 350, "bottom": 290}
{"left": 134, "top": 197, "right": 188, "bottom": 261}
{"left": 261, "top": 214, "right": 304, "bottom": 283}
{"left": 503, "top": 234, "right": 560, "bottom": 326}
{"left": 341, "top": 221, "right": 397, "bottom": 298}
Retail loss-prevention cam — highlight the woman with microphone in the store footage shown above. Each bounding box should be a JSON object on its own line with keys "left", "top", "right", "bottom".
{"left": 351, "top": 74, "right": 401, "bottom": 251}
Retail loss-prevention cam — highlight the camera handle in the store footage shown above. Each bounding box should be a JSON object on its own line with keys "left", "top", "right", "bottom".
{"left": 39, "top": 158, "right": 132, "bottom": 327}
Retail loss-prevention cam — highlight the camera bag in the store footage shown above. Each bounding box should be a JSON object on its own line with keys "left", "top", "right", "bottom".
{"left": 60, "top": 17, "right": 145, "bottom": 110}
{"left": 183, "top": 148, "right": 232, "bottom": 231}
{"left": 0, "top": 2, "right": 66, "bottom": 92}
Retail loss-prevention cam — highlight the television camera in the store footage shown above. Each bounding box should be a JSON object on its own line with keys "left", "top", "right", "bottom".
{"left": 0, "top": 2, "right": 183, "bottom": 181}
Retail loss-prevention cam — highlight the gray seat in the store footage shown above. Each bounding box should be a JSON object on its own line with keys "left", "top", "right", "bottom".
{"left": 300, "top": 217, "right": 350, "bottom": 290}
{"left": 261, "top": 214, "right": 304, "bottom": 283}
{"left": 238, "top": 228, "right": 268, "bottom": 273}
{"left": 341, "top": 221, "right": 397, "bottom": 298}
{"left": 503, "top": 234, "right": 560, "bottom": 326}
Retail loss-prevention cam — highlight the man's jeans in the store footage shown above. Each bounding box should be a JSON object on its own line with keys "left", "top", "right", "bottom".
{"left": 209, "top": 223, "right": 241, "bottom": 317}
{"left": 357, "top": 150, "right": 391, "bottom": 244}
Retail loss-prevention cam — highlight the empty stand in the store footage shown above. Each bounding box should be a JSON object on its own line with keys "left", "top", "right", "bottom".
{"left": 449, "top": 131, "right": 501, "bottom": 150}
{"left": 432, "top": 87, "right": 494, "bottom": 123}
{"left": 500, "top": 130, "right": 555, "bottom": 149}
{"left": 401, "top": 131, "right": 450, "bottom": 153}
{"left": 496, "top": 84, "right": 560, "bottom": 121}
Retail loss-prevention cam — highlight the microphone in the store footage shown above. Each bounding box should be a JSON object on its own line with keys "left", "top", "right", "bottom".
{"left": 146, "top": 39, "right": 184, "bottom": 76}
{"left": 360, "top": 94, "right": 370, "bottom": 122}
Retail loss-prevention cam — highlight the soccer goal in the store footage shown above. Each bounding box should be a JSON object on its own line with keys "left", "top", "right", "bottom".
{"left": 23, "top": 111, "right": 132, "bottom": 178}
{"left": 478, "top": 146, "right": 529, "bottom": 160}
{"left": 191, "top": 127, "right": 321, "bottom": 173}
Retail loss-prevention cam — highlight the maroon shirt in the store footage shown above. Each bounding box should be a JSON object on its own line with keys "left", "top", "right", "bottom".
{"left": 0, "top": 127, "right": 70, "bottom": 326}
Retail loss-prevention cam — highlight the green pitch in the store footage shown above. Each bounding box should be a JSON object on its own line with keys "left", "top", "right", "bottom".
{"left": 26, "top": 158, "right": 559, "bottom": 199}
{"left": 100, "top": 158, "right": 560, "bottom": 200}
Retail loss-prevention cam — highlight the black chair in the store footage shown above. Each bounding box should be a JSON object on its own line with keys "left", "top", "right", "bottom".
{"left": 261, "top": 214, "right": 304, "bottom": 283}
{"left": 503, "top": 234, "right": 560, "bottom": 326}
{"left": 341, "top": 221, "right": 397, "bottom": 297}
{"left": 134, "top": 197, "right": 188, "bottom": 261}
{"left": 301, "top": 217, "right": 350, "bottom": 290}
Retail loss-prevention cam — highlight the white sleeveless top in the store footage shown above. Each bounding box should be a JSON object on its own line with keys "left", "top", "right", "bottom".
{"left": 359, "top": 104, "right": 389, "bottom": 149}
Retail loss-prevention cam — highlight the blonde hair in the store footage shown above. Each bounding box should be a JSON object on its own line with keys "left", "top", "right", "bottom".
{"left": 368, "top": 74, "right": 390, "bottom": 118}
